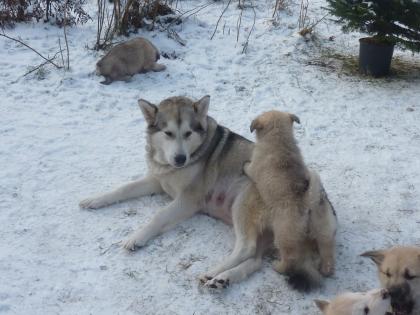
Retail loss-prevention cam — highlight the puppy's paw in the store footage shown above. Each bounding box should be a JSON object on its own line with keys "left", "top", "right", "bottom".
{"left": 272, "top": 259, "right": 288, "bottom": 274}
{"left": 205, "top": 277, "right": 230, "bottom": 290}
{"left": 79, "top": 196, "right": 108, "bottom": 209}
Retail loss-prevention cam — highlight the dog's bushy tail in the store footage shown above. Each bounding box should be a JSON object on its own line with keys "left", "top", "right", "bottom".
{"left": 285, "top": 260, "right": 322, "bottom": 292}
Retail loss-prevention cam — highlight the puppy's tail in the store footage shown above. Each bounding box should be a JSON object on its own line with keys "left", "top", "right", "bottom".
{"left": 285, "top": 260, "right": 322, "bottom": 292}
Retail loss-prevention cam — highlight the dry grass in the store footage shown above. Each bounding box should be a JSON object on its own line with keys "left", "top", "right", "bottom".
{"left": 307, "top": 49, "right": 420, "bottom": 80}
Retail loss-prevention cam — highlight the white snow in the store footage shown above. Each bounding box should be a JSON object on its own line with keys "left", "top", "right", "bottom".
{"left": 1, "top": 0, "right": 420, "bottom": 314}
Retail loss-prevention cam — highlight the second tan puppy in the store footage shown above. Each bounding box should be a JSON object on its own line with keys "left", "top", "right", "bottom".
{"left": 314, "top": 289, "right": 391, "bottom": 315}
{"left": 362, "top": 246, "right": 420, "bottom": 315}
{"left": 202, "top": 111, "right": 337, "bottom": 291}
{"left": 244, "top": 110, "right": 337, "bottom": 290}
{"left": 96, "top": 37, "right": 166, "bottom": 85}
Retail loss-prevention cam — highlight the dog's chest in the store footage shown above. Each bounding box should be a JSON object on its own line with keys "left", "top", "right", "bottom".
{"left": 158, "top": 164, "right": 202, "bottom": 198}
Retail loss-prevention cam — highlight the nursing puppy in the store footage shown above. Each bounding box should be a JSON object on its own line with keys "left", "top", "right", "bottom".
{"left": 96, "top": 37, "right": 166, "bottom": 85}
{"left": 315, "top": 289, "right": 391, "bottom": 315}
{"left": 202, "top": 111, "right": 337, "bottom": 291}
{"left": 361, "top": 246, "right": 420, "bottom": 315}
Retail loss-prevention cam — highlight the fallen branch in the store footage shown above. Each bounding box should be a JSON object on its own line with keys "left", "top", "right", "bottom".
{"left": 0, "top": 32, "right": 63, "bottom": 69}
{"left": 211, "top": 0, "right": 233, "bottom": 40}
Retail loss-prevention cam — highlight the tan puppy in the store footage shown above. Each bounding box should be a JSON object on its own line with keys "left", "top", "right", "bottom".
{"left": 361, "top": 246, "right": 420, "bottom": 315}
{"left": 201, "top": 111, "right": 336, "bottom": 291}
{"left": 314, "top": 289, "right": 391, "bottom": 315}
{"left": 96, "top": 37, "right": 166, "bottom": 85}
{"left": 243, "top": 110, "right": 337, "bottom": 291}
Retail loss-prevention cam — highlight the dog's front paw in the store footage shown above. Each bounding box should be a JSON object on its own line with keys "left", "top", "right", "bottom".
{"left": 79, "top": 196, "right": 108, "bottom": 209}
{"left": 205, "top": 277, "right": 230, "bottom": 290}
{"left": 122, "top": 234, "right": 145, "bottom": 251}
{"left": 199, "top": 275, "right": 213, "bottom": 285}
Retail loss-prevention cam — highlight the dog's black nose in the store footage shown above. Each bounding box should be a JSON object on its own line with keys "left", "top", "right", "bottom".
{"left": 389, "top": 284, "right": 410, "bottom": 300}
{"left": 389, "top": 284, "right": 414, "bottom": 314}
{"left": 174, "top": 154, "right": 186, "bottom": 166}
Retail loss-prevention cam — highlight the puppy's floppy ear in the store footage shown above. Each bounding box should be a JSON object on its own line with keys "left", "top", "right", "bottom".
{"left": 314, "top": 300, "right": 329, "bottom": 313}
{"left": 193, "top": 95, "right": 210, "bottom": 118}
{"left": 250, "top": 118, "right": 263, "bottom": 133}
{"left": 361, "top": 250, "right": 386, "bottom": 266}
{"left": 138, "top": 99, "right": 158, "bottom": 126}
{"left": 290, "top": 113, "right": 300, "bottom": 124}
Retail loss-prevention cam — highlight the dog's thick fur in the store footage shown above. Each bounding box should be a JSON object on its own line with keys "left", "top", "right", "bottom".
{"left": 96, "top": 37, "right": 166, "bottom": 85}
{"left": 314, "top": 289, "right": 391, "bottom": 315}
{"left": 361, "top": 246, "right": 420, "bottom": 315}
{"left": 201, "top": 111, "right": 337, "bottom": 291}
{"left": 80, "top": 96, "right": 267, "bottom": 287}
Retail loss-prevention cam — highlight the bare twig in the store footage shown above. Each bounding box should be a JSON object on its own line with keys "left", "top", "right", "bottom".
{"left": 163, "top": 2, "right": 214, "bottom": 32}
{"left": 0, "top": 32, "right": 62, "bottom": 69}
{"left": 58, "top": 38, "right": 65, "bottom": 67}
{"left": 211, "top": 0, "right": 233, "bottom": 40}
{"left": 63, "top": 0, "right": 70, "bottom": 69}
{"left": 241, "top": 2, "right": 256, "bottom": 54}
{"left": 236, "top": 4, "right": 243, "bottom": 42}
{"left": 272, "top": 0, "right": 287, "bottom": 17}
{"left": 298, "top": 0, "right": 308, "bottom": 30}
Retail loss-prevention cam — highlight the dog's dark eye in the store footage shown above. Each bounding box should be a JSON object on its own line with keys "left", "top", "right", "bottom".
{"left": 184, "top": 131, "right": 192, "bottom": 139}
{"left": 404, "top": 270, "right": 416, "bottom": 280}
{"left": 364, "top": 306, "right": 370, "bottom": 314}
{"left": 164, "top": 131, "right": 174, "bottom": 137}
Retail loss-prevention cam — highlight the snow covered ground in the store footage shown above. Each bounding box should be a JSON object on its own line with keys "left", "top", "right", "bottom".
{"left": 1, "top": 0, "right": 420, "bottom": 314}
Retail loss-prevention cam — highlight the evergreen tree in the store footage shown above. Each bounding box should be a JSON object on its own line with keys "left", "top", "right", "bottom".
{"left": 326, "top": 0, "right": 420, "bottom": 52}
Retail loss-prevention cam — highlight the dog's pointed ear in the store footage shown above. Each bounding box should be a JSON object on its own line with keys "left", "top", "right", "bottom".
{"left": 361, "top": 250, "right": 386, "bottom": 266}
{"left": 138, "top": 99, "right": 158, "bottom": 126}
{"left": 290, "top": 113, "right": 300, "bottom": 124}
{"left": 193, "top": 95, "right": 210, "bottom": 118}
{"left": 250, "top": 118, "right": 262, "bottom": 133}
{"left": 314, "top": 300, "right": 329, "bottom": 313}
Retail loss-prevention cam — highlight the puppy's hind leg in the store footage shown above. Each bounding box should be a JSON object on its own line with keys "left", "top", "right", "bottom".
{"left": 79, "top": 175, "right": 163, "bottom": 209}
{"left": 317, "top": 236, "right": 336, "bottom": 277}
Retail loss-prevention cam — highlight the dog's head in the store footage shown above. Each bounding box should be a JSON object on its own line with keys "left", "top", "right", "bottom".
{"left": 250, "top": 110, "right": 300, "bottom": 140}
{"left": 314, "top": 289, "right": 391, "bottom": 315}
{"left": 138, "top": 95, "right": 210, "bottom": 168}
{"left": 361, "top": 246, "right": 420, "bottom": 314}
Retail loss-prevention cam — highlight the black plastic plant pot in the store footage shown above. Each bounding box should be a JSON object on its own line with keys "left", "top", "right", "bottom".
{"left": 359, "top": 37, "right": 395, "bottom": 77}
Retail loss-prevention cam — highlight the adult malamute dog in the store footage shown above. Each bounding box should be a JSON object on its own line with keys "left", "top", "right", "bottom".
{"left": 79, "top": 95, "right": 253, "bottom": 252}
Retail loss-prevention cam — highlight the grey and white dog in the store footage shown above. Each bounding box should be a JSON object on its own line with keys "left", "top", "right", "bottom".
{"left": 79, "top": 96, "right": 257, "bottom": 282}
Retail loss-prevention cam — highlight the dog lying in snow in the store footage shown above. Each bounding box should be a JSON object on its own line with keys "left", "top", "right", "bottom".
{"left": 96, "top": 37, "right": 166, "bottom": 85}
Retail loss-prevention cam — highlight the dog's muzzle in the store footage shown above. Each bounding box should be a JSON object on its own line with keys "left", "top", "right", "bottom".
{"left": 389, "top": 283, "right": 414, "bottom": 314}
